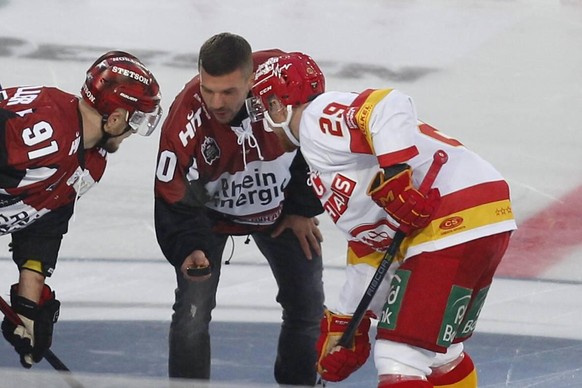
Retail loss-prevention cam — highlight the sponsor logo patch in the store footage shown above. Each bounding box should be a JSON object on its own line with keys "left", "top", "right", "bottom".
{"left": 439, "top": 216, "right": 464, "bottom": 230}
{"left": 378, "top": 269, "right": 411, "bottom": 330}
{"left": 437, "top": 285, "right": 472, "bottom": 347}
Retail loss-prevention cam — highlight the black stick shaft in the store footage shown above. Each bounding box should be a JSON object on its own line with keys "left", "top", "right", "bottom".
{"left": 337, "top": 150, "right": 448, "bottom": 348}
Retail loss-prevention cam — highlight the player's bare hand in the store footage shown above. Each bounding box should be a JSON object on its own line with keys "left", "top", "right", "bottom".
{"left": 181, "top": 250, "right": 212, "bottom": 281}
{"left": 271, "top": 215, "right": 323, "bottom": 260}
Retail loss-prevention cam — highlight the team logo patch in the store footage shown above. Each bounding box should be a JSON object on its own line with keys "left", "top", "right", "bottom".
{"left": 456, "top": 285, "right": 489, "bottom": 340}
{"left": 437, "top": 285, "right": 472, "bottom": 347}
{"left": 350, "top": 219, "right": 395, "bottom": 252}
{"left": 201, "top": 136, "right": 220, "bottom": 165}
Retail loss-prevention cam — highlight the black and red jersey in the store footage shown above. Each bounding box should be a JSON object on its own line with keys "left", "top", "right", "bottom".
{"left": 0, "top": 86, "right": 107, "bottom": 236}
{"left": 154, "top": 50, "right": 323, "bottom": 267}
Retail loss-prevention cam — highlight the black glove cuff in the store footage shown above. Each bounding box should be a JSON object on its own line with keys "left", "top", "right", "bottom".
{"left": 11, "top": 295, "right": 39, "bottom": 320}
{"left": 8, "top": 283, "right": 59, "bottom": 322}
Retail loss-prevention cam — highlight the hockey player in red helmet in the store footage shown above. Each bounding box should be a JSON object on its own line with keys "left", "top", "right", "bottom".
{"left": 247, "top": 52, "right": 325, "bottom": 151}
{"left": 249, "top": 52, "right": 515, "bottom": 387}
{"left": 0, "top": 51, "right": 162, "bottom": 369}
{"left": 81, "top": 50, "right": 163, "bottom": 144}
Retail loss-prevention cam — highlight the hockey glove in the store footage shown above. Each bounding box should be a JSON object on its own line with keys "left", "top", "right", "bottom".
{"left": 368, "top": 167, "right": 441, "bottom": 234}
{"left": 1, "top": 283, "right": 60, "bottom": 368}
{"left": 316, "top": 308, "right": 375, "bottom": 382}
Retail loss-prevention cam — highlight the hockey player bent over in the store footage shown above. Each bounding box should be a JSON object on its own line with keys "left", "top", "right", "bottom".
{"left": 247, "top": 52, "right": 517, "bottom": 387}
{"left": 0, "top": 52, "right": 162, "bottom": 368}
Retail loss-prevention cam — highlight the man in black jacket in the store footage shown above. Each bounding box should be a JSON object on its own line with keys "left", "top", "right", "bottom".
{"left": 154, "top": 33, "right": 325, "bottom": 386}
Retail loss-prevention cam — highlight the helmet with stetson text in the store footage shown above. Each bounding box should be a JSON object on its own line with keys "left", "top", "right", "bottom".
{"left": 81, "top": 51, "right": 162, "bottom": 136}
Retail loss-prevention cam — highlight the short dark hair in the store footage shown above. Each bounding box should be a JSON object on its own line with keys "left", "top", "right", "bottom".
{"left": 198, "top": 32, "right": 253, "bottom": 77}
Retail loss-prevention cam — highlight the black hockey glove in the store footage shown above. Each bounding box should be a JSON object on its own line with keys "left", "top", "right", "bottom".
{"left": 1, "top": 283, "right": 60, "bottom": 368}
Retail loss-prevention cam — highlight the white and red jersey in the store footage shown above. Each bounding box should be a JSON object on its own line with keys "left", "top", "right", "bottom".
{"left": 0, "top": 86, "right": 107, "bottom": 235}
{"left": 299, "top": 89, "right": 517, "bottom": 313}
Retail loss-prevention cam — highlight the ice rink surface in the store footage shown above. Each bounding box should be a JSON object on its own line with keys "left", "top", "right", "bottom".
{"left": 1, "top": 0, "right": 582, "bottom": 386}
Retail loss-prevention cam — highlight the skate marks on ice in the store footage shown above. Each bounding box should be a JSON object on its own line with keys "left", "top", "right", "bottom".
{"left": 1, "top": 321, "right": 582, "bottom": 387}
{"left": 0, "top": 37, "right": 436, "bottom": 84}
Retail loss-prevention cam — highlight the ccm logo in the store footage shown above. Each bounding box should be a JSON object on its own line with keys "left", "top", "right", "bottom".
{"left": 439, "top": 216, "right": 464, "bottom": 230}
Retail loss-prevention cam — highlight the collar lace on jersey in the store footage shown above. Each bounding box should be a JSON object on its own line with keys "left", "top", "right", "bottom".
{"left": 231, "top": 123, "right": 264, "bottom": 170}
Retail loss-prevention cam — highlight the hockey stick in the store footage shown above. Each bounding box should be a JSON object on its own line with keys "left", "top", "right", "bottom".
{"left": 0, "top": 295, "right": 85, "bottom": 388}
{"left": 337, "top": 149, "right": 448, "bottom": 349}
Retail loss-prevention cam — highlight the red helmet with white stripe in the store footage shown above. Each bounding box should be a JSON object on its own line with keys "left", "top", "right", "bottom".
{"left": 251, "top": 52, "right": 325, "bottom": 109}
{"left": 247, "top": 52, "right": 325, "bottom": 146}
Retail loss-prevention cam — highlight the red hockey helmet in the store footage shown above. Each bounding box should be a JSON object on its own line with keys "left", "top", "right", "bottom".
{"left": 81, "top": 51, "right": 162, "bottom": 136}
{"left": 251, "top": 52, "right": 325, "bottom": 111}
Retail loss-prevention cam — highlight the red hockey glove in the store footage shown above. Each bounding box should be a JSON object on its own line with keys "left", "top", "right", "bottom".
{"left": 1, "top": 283, "right": 60, "bottom": 368}
{"left": 316, "top": 308, "right": 375, "bottom": 382}
{"left": 368, "top": 167, "right": 441, "bottom": 234}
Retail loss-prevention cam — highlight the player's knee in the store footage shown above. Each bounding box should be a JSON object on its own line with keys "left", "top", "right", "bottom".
{"left": 374, "top": 339, "right": 434, "bottom": 378}
{"left": 374, "top": 341, "right": 476, "bottom": 388}
{"left": 429, "top": 350, "right": 477, "bottom": 388}
{"left": 431, "top": 342, "right": 464, "bottom": 369}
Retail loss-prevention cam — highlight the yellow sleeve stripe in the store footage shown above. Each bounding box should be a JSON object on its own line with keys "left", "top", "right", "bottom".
{"left": 354, "top": 89, "right": 393, "bottom": 153}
